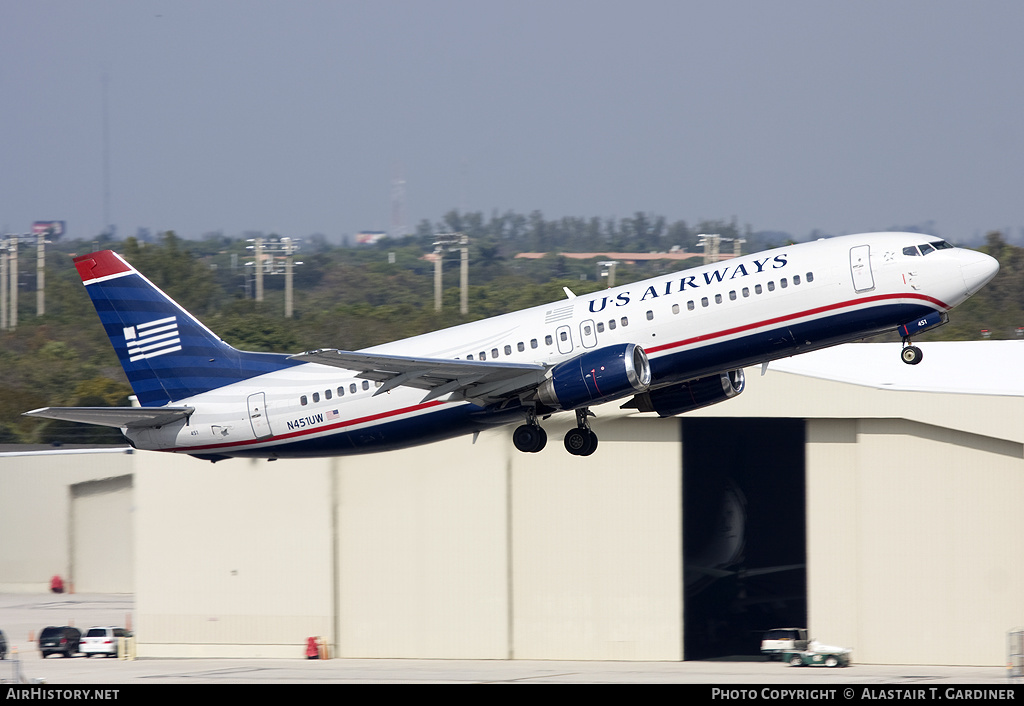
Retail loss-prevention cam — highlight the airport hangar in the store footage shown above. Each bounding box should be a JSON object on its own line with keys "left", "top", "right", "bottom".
{"left": 1, "top": 341, "right": 1021, "bottom": 666}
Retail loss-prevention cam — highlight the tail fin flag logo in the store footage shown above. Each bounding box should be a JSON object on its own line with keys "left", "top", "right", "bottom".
{"left": 124, "top": 316, "right": 182, "bottom": 362}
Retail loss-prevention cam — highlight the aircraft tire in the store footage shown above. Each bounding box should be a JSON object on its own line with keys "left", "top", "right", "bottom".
{"left": 513, "top": 424, "right": 546, "bottom": 453}
{"left": 564, "top": 428, "right": 598, "bottom": 456}
{"left": 901, "top": 345, "right": 923, "bottom": 365}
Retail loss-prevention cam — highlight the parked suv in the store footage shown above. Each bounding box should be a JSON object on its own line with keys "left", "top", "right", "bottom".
{"left": 39, "top": 626, "right": 81, "bottom": 658}
{"left": 760, "top": 627, "right": 808, "bottom": 660}
{"left": 81, "top": 626, "right": 131, "bottom": 658}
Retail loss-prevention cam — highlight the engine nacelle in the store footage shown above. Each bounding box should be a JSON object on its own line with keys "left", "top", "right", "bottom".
{"left": 623, "top": 370, "right": 745, "bottom": 417}
{"left": 536, "top": 343, "right": 651, "bottom": 411}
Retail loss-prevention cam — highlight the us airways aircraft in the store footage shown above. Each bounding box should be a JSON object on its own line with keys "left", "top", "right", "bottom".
{"left": 25, "top": 232, "right": 998, "bottom": 461}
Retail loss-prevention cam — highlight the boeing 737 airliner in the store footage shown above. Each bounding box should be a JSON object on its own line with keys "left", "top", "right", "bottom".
{"left": 25, "top": 232, "right": 998, "bottom": 460}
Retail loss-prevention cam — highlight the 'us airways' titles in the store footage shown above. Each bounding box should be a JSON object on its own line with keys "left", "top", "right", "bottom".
{"left": 25, "top": 232, "right": 998, "bottom": 460}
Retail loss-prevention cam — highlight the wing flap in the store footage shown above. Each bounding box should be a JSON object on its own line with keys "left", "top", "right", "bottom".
{"left": 290, "top": 349, "right": 548, "bottom": 404}
{"left": 24, "top": 406, "right": 194, "bottom": 429}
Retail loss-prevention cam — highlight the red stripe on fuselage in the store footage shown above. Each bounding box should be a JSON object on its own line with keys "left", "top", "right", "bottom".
{"left": 172, "top": 399, "right": 447, "bottom": 453}
{"left": 74, "top": 251, "right": 132, "bottom": 282}
{"left": 646, "top": 292, "right": 948, "bottom": 355}
{"left": 167, "top": 292, "right": 948, "bottom": 454}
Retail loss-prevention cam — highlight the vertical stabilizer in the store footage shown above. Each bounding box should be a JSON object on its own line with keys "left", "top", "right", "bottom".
{"left": 74, "top": 250, "right": 299, "bottom": 406}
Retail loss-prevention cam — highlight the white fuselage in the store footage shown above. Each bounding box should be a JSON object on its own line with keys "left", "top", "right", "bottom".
{"left": 126, "top": 232, "right": 993, "bottom": 458}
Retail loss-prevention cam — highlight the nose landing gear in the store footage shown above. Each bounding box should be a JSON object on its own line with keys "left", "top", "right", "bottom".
{"left": 901, "top": 343, "right": 923, "bottom": 365}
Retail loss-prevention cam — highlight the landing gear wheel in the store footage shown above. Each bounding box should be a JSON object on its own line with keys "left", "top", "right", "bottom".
{"left": 564, "top": 428, "right": 598, "bottom": 456}
{"left": 901, "top": 345, "right": 923, "bottom": 365}
{"left": 513, "top": 424, "right": 547, "bottom": 453}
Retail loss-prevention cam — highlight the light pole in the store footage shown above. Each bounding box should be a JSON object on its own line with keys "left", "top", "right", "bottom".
{"left": 598, "top": 260, "right": 618, "bottom": 289}
{"left": 433, "top": 232, "right": 469, "bottom": 314}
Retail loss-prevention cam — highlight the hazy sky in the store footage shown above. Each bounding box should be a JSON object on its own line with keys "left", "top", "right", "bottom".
{"left": 3, "top": 0, "right": 1023, "bottom": 244}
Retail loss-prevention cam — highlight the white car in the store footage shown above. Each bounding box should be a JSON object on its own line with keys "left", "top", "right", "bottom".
{"left": 80, "top": 626, "right": 131, "bottom": 658}
{"left": 760, "top": 627, "right": 808, "bottom": 660}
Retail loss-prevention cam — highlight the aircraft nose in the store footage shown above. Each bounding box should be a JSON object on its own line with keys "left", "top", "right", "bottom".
{"left": 960, "top": 249, "right": 1000, "bottom": 295}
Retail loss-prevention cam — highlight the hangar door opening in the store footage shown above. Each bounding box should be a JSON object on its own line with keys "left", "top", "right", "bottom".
{"left": 682, "top": 418, "right": 806, "bottom": 660}
{"left": 71, "top": 475, "right": 134, "bottom": 593}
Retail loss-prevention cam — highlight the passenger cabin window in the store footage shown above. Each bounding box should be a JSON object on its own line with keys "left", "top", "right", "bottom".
{"left": 312, "top": 392, "right": 320, "bottom": 403}
{"left": 780, "top": 278, "right": 788, "bottom": 288}
{"left": 517, "top": 342, "right": 525, "bottom": 352}
{"left": 793, "top": 275, "right": 801, "bottom": 285}
{"left": 767, "top": 281, "right": 775, "bottom": 292}
{"left": 362, "top": 381, "right": 370, "bottom": 390}
{"left": 671, "top": 303, "right": 679, "bottom": 314}
{"left": 701, "top": 297, "right": 709, "bottom": 307}
{"left": 530, "top": 339, "right": 539, "bottom": 349}
{"left": 687, "top": 300, "right": 695, "bottom": 311}
{"left": 350, "top": 383, "right": 357, "bottom": 394}
{"left": 300, "top": 395, "right": 308, "bottom": 406}
{"left": 807, "top": 272, "right": 814, "bottom": 283}
{"left": 325, "top": 389, "right": 332, "bottom": 400}
{"left": 608, "top": 320, "right": 617, "bottom": 330}
{"left": 646, "top": 310, "right": 654, "bottom": 321}
{"left": 337, "top": 387, "right": 345, "bottom": 397}
{"left": 620, "top": 317, "right": 629, "bottom": 327}
{"left": 545, "top": 335, "right": 553, "bottom": 345}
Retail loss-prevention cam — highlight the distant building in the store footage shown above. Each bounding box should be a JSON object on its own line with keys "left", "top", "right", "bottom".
{"left": 355, "top": 231, "right": 388, "bottom": 245}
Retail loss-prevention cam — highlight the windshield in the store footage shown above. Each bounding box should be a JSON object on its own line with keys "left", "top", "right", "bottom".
{"left": 903, "top": 240, "right": 954, "bottom": 257}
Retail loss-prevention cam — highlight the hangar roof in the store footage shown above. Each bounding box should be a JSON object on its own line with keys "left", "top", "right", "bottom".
{"left": 769, "top": 340, "right": 1024, "bottom": 396}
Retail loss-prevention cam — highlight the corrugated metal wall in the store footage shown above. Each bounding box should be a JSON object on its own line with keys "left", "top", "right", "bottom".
{"left": 7, "top": 359, "right": 1024, "bottom": 664}
{"left": 0, "top": 450, "right": 134, "bottom": 592}
{"left": 807, "top": 417, "right": 1024, "bottom": 666}
{"left": 71, "top": 475, "right": 134, "bottom": 592}
{"left": 134, "top": 454, "right": 335, "bottom": 658}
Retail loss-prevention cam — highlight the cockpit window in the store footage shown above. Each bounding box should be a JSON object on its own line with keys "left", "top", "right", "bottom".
{"left": 930, "top": 240, "right": 953, "bottom": 250}
{"left": 903, "top": 246, "right": 920, "bottom": 256}
{"left": 919, "top": 243, "right": 935, "bottom": 255}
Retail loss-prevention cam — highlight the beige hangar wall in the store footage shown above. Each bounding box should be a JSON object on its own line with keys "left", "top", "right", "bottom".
{"left": 131, "top": 414, "right": 684, "bottom": 661}
{"left": 806, "top": 417, "right": 1024, "bottom": 666}
{"left": 0, "top": 448, "right": 135, "bottom": 593}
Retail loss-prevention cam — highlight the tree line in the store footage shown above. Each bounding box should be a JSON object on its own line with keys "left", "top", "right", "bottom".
{"left": 0, "top": 211, "right": 1018, "bottom": 445}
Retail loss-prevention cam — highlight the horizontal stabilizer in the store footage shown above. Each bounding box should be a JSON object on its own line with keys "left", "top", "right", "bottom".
{"left": 24, "top": 406, "right": 194, "bottom": 429}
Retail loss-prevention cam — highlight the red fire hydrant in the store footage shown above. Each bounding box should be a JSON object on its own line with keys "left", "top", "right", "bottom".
{"left": 306, "top": 636, "right": 320, "bottom": 659}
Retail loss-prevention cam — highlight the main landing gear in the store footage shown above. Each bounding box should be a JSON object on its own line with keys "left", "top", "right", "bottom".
{"left": 512, "top": 407, "right": 599, "bottom": 456}
{"left": 563, "top": 408, "right": 598, "bottom": 456}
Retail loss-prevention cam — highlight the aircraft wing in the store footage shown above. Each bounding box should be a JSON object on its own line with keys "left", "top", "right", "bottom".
{"left": 23, "top": 406, "right": 194, "bottom": 429}
{"left": 289, "top": 349, "right": 548, "bottom": 405}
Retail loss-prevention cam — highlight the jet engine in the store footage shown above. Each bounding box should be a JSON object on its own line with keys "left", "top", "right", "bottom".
{"left": 623, "top": 369, "right": 745, "bottom": 417}
{"left": 536, "top": 343, "right": 651, "bottom": 411}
